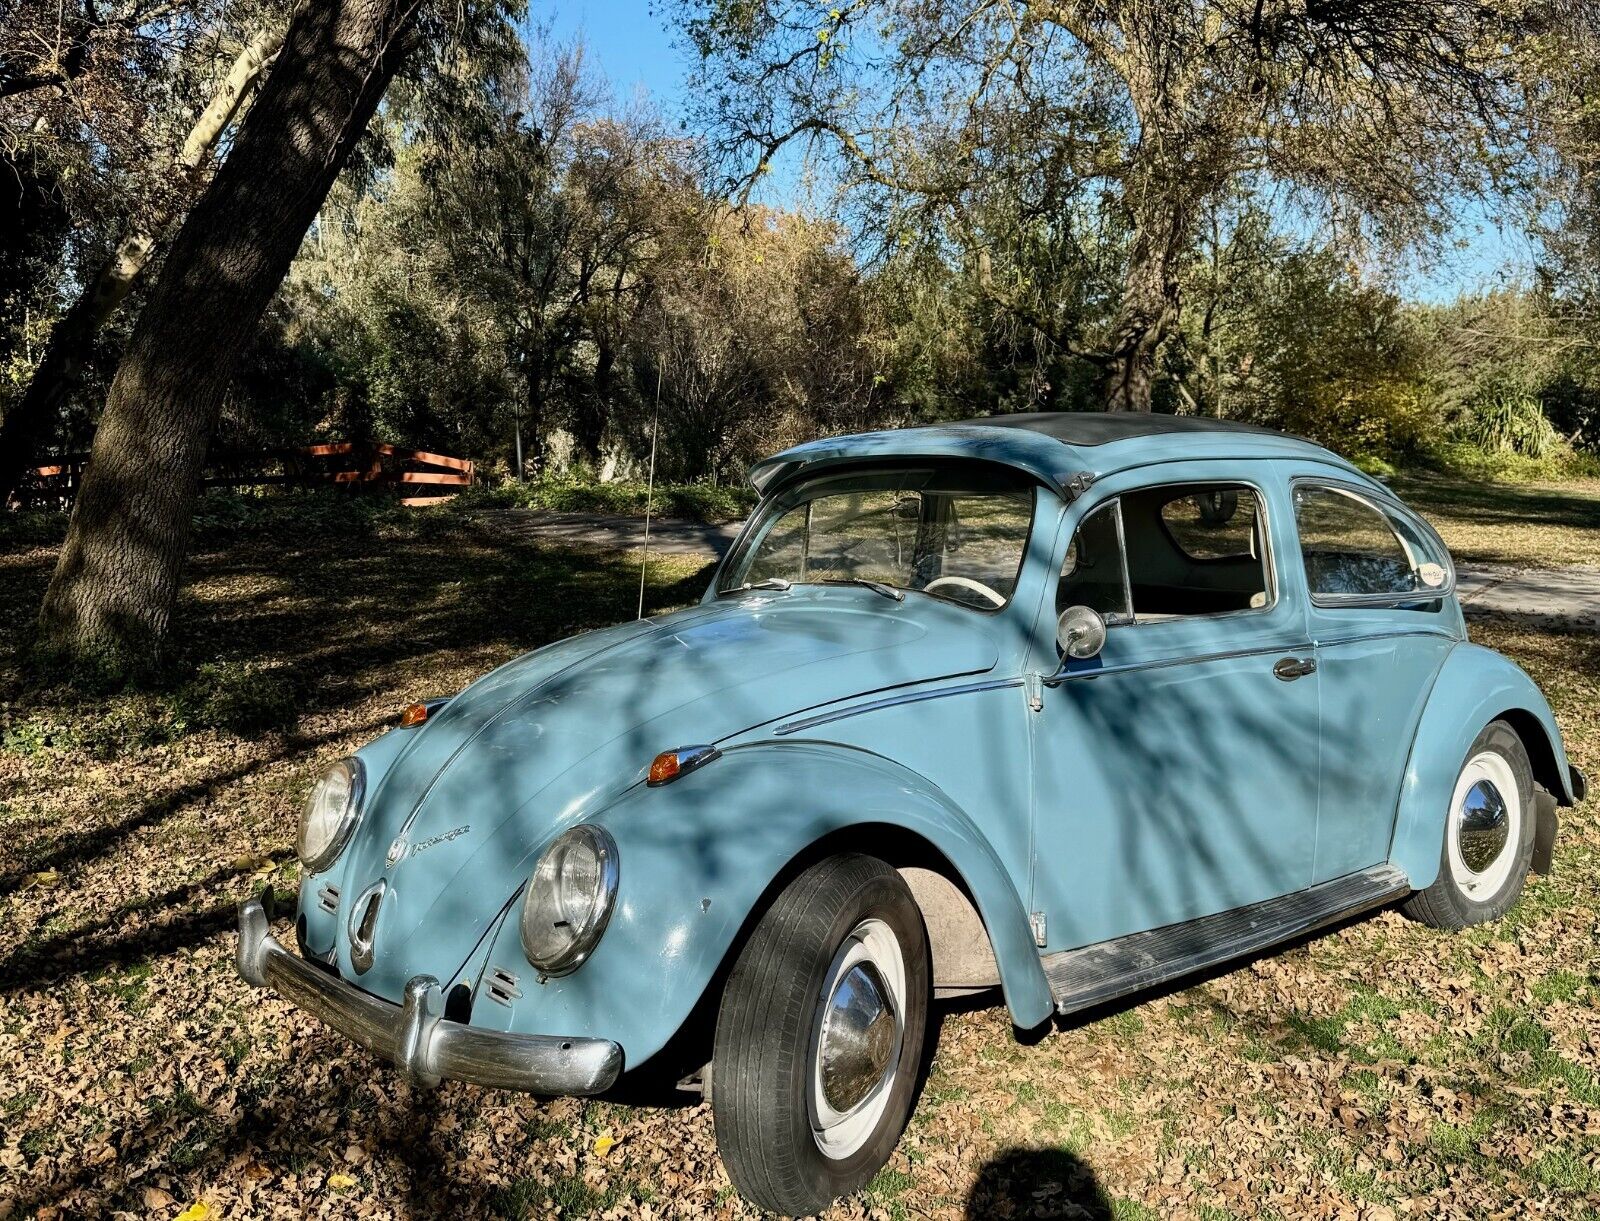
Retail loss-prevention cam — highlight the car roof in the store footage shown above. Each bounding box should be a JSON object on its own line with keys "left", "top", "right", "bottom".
{"left": 748, "top": 412, "right": 1368, "bottom": 498}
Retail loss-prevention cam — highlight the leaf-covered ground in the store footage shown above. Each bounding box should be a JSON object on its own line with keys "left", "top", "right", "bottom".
{"left": 1389, "top": 471, "right": 1600, "bottom": 569}
{"left": 1, "top": 502, "right": 1596, "bottom": 1220}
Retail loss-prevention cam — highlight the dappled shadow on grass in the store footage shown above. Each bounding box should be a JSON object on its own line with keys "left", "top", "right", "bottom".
{"left": 11, "top": 1051, "right": 504, "bottom": 1218}
{"left": 0, "top": 514, "right": 728, "bottom": 1213}
{"left": 0, "top": 713, "right": 392, "bottom": 895}
{"left": 1391, "top": 471, "right": 1600, "bottom": 530}
{"left": 0, "top": 848, "right": 296, "bottom": 991}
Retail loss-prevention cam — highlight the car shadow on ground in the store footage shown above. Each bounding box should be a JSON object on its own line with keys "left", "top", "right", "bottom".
{"left": 966, "top": 1146, "right": 1110, "bottom": 1218}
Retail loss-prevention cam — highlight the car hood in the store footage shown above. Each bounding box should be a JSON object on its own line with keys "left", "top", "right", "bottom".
{"left": 335, "top": 587, "right": 1001, "bottom": 998}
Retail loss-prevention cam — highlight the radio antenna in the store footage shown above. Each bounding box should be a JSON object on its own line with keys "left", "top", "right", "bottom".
{"left": 636, "top": 370, "right": 662, "bottom": 620}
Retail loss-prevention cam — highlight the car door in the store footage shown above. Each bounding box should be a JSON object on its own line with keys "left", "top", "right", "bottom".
{"left": 1030, "top": 468, "right": 1321, "bottom": 951}
{"left": 1289, "top": 476, "right": 1463, "bottom": 882}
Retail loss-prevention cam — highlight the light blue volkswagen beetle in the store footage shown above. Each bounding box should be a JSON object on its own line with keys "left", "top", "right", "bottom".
{"left": 237, "top": 412, "right": 1584, "bottom": 1215}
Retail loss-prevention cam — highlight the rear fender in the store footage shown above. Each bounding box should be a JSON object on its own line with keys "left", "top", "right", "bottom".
{"left": 1391, "top": 643, "right": 1575, "bottom": 888}
{"left": 469, "top": 740, "right": 1053, "bottom": 1069}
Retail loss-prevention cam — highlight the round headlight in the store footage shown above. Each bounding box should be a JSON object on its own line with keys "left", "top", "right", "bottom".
{"left": 297, "top": 757, "right": 365, "bottom": 874}
{"left": 519, "top": 825, "right": 619, "bottom": 976}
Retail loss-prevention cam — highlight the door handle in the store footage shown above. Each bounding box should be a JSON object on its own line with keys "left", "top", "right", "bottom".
{"left": 1273, "top": 656, "right": 1317, "bottom": 681}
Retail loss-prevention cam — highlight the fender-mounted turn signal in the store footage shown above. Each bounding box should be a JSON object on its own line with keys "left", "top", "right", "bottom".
{"left": 399, "top": 702, "right": 432, "bottom": 728}
{"left": 648, "top": 745, "right": 721, "bottom": 786}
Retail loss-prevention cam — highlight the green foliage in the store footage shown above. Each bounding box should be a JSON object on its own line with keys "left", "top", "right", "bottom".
{"left": 190, "top": 488, "right": 410, "bottom": 540}
{"left": 1419, "top": 441, "right": 1600, "bottom": 485}
{"left": 174, "top": 661, "right": 298, "bottom": 735}
{"left": 1458, "top": 380, "right": 1566, "bottom": 459}
{"left": 458, "top": 475, "right": 755, "bottom": 522}
{"left": 2, "top": 662, "right": 296, "bottom": 761}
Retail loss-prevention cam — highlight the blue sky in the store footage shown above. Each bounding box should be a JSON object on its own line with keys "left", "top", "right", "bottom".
{"left": 532, "top": 2, "right": 1533, "bottom": 303}
{"left": 536, "top": 1, "right": 689, "bottom": 111}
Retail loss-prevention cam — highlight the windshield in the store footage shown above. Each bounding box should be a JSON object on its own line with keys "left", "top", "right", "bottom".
{"left": 719, "top": 466, "right": 1036, "bottom": 611}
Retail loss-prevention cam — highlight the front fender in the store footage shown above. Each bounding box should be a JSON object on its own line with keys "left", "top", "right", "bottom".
{"left": 470, "top": 740, "right": 1053, "bottom": 1070}
{"left": 1391, "top": 642, "right": 1575, "bottom": 888}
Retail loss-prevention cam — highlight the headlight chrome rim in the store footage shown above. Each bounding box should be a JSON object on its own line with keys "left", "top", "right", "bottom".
{"left": 297, "top": 757, "right": 366, "bottom": 875}
{"left": 519, "top": 824, "right": 619, "bottom": 977}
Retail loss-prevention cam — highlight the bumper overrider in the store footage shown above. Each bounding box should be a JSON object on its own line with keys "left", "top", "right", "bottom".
{"left": 235, "top": 899, "right": 622, "bottom": 1094}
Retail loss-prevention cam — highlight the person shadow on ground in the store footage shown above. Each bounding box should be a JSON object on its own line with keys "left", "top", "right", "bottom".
{"left": 965, "top": 1146, "right": 1111, "bottom": 1219}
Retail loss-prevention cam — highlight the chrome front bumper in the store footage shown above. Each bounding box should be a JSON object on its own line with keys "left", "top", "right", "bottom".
{"left": 235, "top": 899, "right": 622, "bottom": 1094}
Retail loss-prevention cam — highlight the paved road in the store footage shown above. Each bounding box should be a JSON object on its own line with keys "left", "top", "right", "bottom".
{"left": 1455, "top": 564, "right": 1600, "bottom": 629}
{"left": 489, "top": 510, "right": 1600, "bottom": 629}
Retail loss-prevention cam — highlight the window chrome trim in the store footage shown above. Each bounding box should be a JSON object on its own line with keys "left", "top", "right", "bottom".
{"left": 774, "top": 677, "right": 1026, "bottom": 736}
{"left": 1290, "top": 477, "right": 1456, "bottom": 609}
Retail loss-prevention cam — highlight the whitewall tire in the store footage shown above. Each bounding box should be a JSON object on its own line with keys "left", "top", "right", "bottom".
{"left": 711, "top": 854, "right": 930, "bottom": 1216}
{"left": 1403, "top": 720, "right": 1536, "bottom": 929}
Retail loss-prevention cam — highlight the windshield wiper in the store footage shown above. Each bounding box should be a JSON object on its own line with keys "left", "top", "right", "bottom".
{"left": 820, "top": 577, "right": 905, "bottom": 602}
{"left": 718, "top": 577, "right": 793, "bottom": 597}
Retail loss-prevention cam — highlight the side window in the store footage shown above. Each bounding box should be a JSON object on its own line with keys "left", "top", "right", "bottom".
{"left": 1058, "top": 502, "right": 1131, "bottom": 622}
{"left": 1294, "top": 484, "right": 1450, "bottom": 602}
{"left": 1122, "top": 483, "right": 1272, "bottom": 619}
{"left": 1159, "top": 489, "right": 1258, "bottom": 560}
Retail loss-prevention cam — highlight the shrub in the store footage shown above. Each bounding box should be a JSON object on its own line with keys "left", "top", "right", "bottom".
{"left": 175, "top": 661, "right": 298, "bottom": 734}
{"left": 1458, "top": 383, "right": 1565, "bottom": 459}
{"left": 1419, "top": 441, "right": 1600, "bottom": 484}
{"left": 457, "top": 476, "right": 755, "bottom": 522}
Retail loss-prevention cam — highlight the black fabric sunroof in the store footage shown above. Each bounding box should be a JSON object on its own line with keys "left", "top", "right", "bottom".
{"left": 950, "top": 411, "right": 1286, "bottom": 446}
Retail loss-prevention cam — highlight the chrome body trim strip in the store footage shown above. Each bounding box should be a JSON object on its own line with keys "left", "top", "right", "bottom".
{"left": 236, "top": 899, "right": 622, "bottom": 1095}
{"left": 1313, "top": 627, "right": 1461, "bottom": 647}
{"left": 774, "top": 677, "right": 1026, "bottom": 736}
{"left": 1044, "top": 641, "right": 1307, "bottom": 685}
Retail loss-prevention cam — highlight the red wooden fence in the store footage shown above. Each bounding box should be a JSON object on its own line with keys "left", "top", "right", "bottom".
{"left": 12, "top": 441, "right": 474, "bottom": 509}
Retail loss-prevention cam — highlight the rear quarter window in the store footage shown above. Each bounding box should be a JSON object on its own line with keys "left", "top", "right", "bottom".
{"left": 1294, "top": 483, "right": 1451, "bottom": 602}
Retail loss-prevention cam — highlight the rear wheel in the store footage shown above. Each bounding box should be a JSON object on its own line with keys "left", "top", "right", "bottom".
{"left": 711, "top": 854, "right": 930, "bottom": 1216}
{"left": 1403, "top": 720, "right": 1536, "bottom": 929}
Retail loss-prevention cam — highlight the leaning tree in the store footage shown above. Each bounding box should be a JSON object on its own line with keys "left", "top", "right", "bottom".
{"left": 681, "top": 0, "right": 1544, "bottom": 411}
{"left": 37, "top": 0, "right": 428, "bottom": 670}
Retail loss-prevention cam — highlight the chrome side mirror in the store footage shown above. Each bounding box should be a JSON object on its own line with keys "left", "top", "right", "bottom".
{"left": 1056, "top": 605, "right": 1107, "bottom": 660}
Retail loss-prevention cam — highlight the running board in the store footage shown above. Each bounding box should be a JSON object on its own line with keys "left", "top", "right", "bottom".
{"left": 1043, "top": 865, "right": 1410, "bottom": 1017}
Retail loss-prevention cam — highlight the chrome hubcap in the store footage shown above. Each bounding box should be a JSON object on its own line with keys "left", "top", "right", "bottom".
{"left": 1457, "top": 779, "right": 1510, "bottom": 874}
{"left": 808, "top": 918, "right": 907, "bottom": 1160}
{"left": 819, "top": 961, "right": 897, "bottom": 1113}
{"left": 1448, "top": 751, "right": 1521, "bottom": 901}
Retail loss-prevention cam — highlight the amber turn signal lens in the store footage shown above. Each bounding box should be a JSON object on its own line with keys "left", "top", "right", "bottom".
{"left": 648, "top": 751, "right": 681, "bottom": 785}
{"left": 399, "top": 702, "right": 431, "bottom": 728}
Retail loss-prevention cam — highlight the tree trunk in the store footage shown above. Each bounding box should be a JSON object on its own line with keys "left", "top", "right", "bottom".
{"left": 577, "top": 337, "right": 616, "bottom": 461}
{"left": 0, "top": 26, "right": 285, "bottom": 507}
{"left": 1104, "top": 201, "right": 1188, "bottom": 413}
{"left": 37, "top": 0, "right": 421, "bottom": 669}
{"left": 520, "top": 363, "right": 547, "bottom": 477}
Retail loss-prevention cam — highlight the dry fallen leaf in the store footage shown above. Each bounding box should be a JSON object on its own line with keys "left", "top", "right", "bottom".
{"left": 328, "top": 1172, "right": 358, "bottom": 1190}
{"left": 593, "top": 1129, "right": 619, "bottom": 1158}
{"left": 173, "top": 1205, "right": 210, "bottom": 1221}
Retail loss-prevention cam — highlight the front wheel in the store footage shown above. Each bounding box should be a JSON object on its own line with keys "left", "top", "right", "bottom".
{"left": 712, "top": 854, "right": 930, "bottom": 1216}
{"left": 1403, "top": 720, "right": 1536, "bottom": 929}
